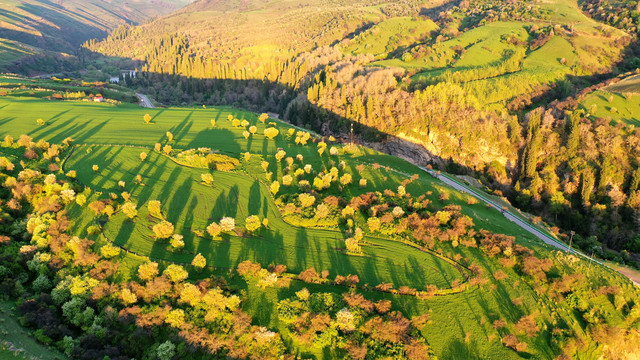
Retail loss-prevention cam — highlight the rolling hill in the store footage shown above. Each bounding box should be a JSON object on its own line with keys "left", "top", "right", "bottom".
{"left": 0, "top": 78, "right": 639, "bottom": 359}
{"left": 0, "top": 0, "right": 193, "bottom": 73}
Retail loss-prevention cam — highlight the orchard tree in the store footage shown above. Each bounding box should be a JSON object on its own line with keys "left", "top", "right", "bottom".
{"left": 242, "top": 131, "right": 250, "bottom": 139}
{"left": 210, "top": 119, "right": 216, "bottom": 127}
{"left": 148, "top": 200, "right": 163, "bottom": 218}
{"left": 249, "top": 125, "right": 257, "bottom": 134}
{"left": 259, "top": 113, "right": 269, "bottom": 123}
{"left": 264, "top": 127, "right": 279, "bottom": 140}
{"left": 207, "top": 222, "right": 222, "bottom": 238}
{"left": 137, "top": 261, "right": 159, "bottom": 281}
{"left": 154, "top": 143, "right": 161, "bottom": 152}
{"left": 92, "top": 164, "right": 99, "bottom": 172}
{"left": 100, "top": 243, "right": 121, "bottom": 258}
{"left": 298, "top": 193, "right": 316, "bottom": 208}
{"left": 191, "top": 253, "right": 207, "bottom": 270}
{"left": 75, "top": 194, "right": 87, "bottom": 206}
{"left": 163, "top": 264, "right": 188, "bottom": 283}
{"left": 163, "top": 145, "right": 172, "bottom": 155}
{"left": 359, "top": 178, "right": 367, "bottom": 188}
{"left": 316, "top": 204, "right": 330, "bottom": 218}
{"left": 201, "top": 173, "right": 214, "bottom": 185}
{"left": 282, "top": 175, "right": 293, "bottom": 186}
{"left": 179, "top": 283, "right": 202, "bottom": 306}
{"left": 140, "top": 152, "right": 147, "bottom": 161}
{"left": 367, "top": 217, "right": 381, "bottom": 232}
{"left": 270, "top": 181, "right": 280, "bottom": 195}
{"left": 153, "top": 220, "right": 175, "bottom": 239}
{"left": 392, "top": 206, "right": 405, "bottom": 218}
{"left": 157, "top": 341, "right": 176, "bottom": 360}
{"left": 345, "top": 238, "right": 362, "bottom": 254}
{"left": 120, "top": 288, "right": 138, "bottom": 305}
{"left": 220, "top": 217, "right": 235, "bottom": 232}
{"left": 340, "top": 173, "right": 353, "bottom": 186}
{"left": 165, "top": 309, "right": 185, "bottom": 328}
{"left": 166, "top": 131, "right": 174, "bottom": 141}
{"left": 144, "top": 113, "right": 152, "bottom": 124}
{"left": 342, "top": 205, "right": 355, "bottom": 218}
{"left": 335, "top": 308, "right": 356, "bottom": 331}
{"left": 170, "top": 234, "right": 185, "bottom": 249}
{"left": 245, "top": 215, "right": 261, "bottom": 232}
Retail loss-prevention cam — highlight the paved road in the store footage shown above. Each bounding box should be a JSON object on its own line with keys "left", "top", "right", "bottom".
{"left": 418, "top": 167, "right": 603, "bottom": 265}
{"left": 136, "top": 93, "right": 155, "bottom": 108}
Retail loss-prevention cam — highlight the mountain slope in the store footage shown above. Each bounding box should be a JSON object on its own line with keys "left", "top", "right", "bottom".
{"left": 0, "top": 0, "right": 193, "bottom": 72}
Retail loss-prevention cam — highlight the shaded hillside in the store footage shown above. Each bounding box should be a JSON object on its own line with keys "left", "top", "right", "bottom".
{"left": 0, "top": 0, "right": 193, "bottom": 73}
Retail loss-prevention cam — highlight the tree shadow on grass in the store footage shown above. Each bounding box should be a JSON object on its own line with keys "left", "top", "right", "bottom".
{"left": 253, "top": 292, "right": 274, "bottom": 327}
{"left": 441, "top": 338, "right": 482, "bottom": 360}
{"left": 247, "top": 180, "right": 263, "bottom": 215}
{"left": 170, "top": 110, "right": 193, "bottom": 145}
{"left": 295, "top": 227, "right": 309, "bottom": 269}
{"left": 72, "top": 120, "right": 110, "bottom": 144}
{"left": 187, "top": 128, "right": 241, "bottom": 154}
{"left": 113, "top": 218, "right": 135, "bottom": 249}
{"left": 166, "top": 177, "right": 192, "bottom": 225}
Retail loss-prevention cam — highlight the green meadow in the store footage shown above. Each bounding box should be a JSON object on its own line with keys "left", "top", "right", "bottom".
{"left": 1, "top": 94, "right": 638, "bottom": 359}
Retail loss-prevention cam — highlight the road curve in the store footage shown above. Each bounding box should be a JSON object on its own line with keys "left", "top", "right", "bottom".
{"left": 136, "top": 93, "right": 155, "bottom": 108}
{"left": 418, "top": 167, "right": 603, "bottom": 265}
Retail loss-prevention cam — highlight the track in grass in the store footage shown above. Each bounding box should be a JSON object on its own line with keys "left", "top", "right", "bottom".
{"left": 65, "top": 145, "right": 464, "bottom": 289}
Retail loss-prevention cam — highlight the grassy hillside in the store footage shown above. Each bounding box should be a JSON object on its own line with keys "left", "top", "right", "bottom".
{"left": 0, "top": 302, "right": 64, "bottom": 360}
{"left": 0, "top": 90, "right": 639, "bottom": 358}
{"left": 576, "top": 72, "right": 640, "bottom": 126}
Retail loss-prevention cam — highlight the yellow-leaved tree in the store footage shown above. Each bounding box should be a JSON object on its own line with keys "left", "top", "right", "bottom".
{"left": 152, "top": 220, "right": 174, "bottom": 239}
{"left": 191, "top": 253, "right": 207, "bottom": 270}
{"left": 137, "top": 262, "right": 159, "bottom": 282}
{"left": 163, "top": 264, "right": 188, "bottom": 283}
